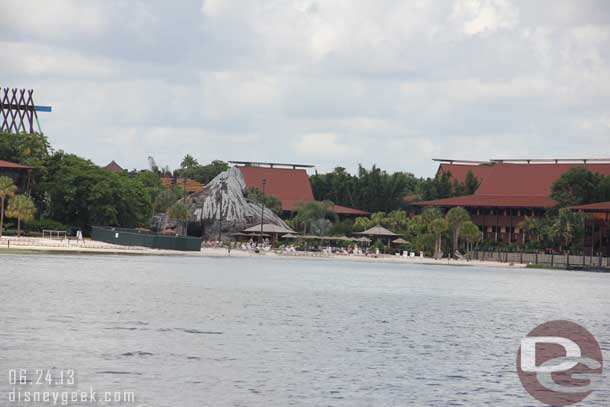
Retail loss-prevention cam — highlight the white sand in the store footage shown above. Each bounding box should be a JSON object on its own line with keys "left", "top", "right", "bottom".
{"left": 0, "top": 237, "right": 526, "bottom": 269}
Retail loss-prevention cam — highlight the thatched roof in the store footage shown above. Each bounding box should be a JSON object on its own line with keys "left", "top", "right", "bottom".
{"left": 354, "top": 225, "right": 398, "bottom": 237}
{"left": 392, "top": 238, "right": 409, "bottom": 244}
{"left": 243, "top": 223, "right": 295, "bottom": 234}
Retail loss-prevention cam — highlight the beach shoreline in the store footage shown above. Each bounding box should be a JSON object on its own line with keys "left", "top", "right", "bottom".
{"left": 0, "top": 236, "right": 528, "bottom": 268}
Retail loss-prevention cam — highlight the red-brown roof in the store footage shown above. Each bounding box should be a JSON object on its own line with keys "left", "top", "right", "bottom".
{"left": 239, "top": 166, "right": 314, "bottom": 211}
{"left": 331, "top": 204, "right": 369, "bottom": 215}
{"left": 417, "top": 162, "right": 610, "bottom": 208}
{"left": 238, "top": 165, "right": 367, "bottom": 214}
{"left": 417, "top": 194, "right": 557, "bottom": 208}
{"left": 570, "top": 201, "right": 610, "bottom": 212}
{"left": 437, "top": 163, "right": 493, "bottom": 184}
{"left": 403, "top": 194, "right": 422, "bottom": 203}
{"left": 475, "top": 163, "right": 610, "bottom": 196}
{"left": 160, "top": 176, "right": 204, "bottom": 193}
{"left": 104, "top": 160, "right": 124, "bottom": 173}
{"left": 0, "top": 160, "right": 32, "bottom": 170}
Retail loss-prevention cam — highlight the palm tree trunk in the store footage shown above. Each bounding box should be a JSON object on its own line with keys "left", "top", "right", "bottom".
{"left": 17, "top": 217, "right": 21, "bottom": 237}
{"left": 0, "top": 197, "right": 4, "bottom": 238}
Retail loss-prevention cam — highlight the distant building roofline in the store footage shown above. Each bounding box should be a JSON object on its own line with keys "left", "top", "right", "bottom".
{"left": 0, "top": 160, "right": 32, "bottom": 170}
{"left": 432, "top": 159, "right": 490, "bottom": 165}
{"left": 490, "top": 158, "right": 610, "bottom": 164}
{"left": 229, "top": 160, "right": 314, "bottom": 169}
{"left": 433, "top": 158, "right": 610, "bottom": 165}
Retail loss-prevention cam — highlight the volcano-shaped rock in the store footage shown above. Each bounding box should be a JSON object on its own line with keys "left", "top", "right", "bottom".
{"left": 161, "top": 167, "right": 288, "bottom": 238}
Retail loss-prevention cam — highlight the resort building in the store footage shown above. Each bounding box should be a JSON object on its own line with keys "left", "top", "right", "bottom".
{"left": 570, "top": 201, "right": 610, "bottom": 256}
{"left": 230, "top": 161, "right": 368, "bottom": 216}
{"left": 414, "top": 159, "right": 610, "bottom": 247}
{"left": 104, "top": 160, "right": 124, "bottom": 173}
{"left": 160, "top": 176, "right": 204, "bottom": 194}
{"left": 0, "top": 159, "right": 32, "bottom": 193}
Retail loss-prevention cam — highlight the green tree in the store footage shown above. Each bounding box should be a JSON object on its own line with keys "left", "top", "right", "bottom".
{"left": 419, "top": 170, "right": 480, "bottom": 201}
{"left": 6, "top": 194, "right": 36, "bottom": 237}
{"left": 174, "top": 157, "right": 229, "bottom": 184}
{"left": 460, "top": 221, "right": 481, "bottom": 252}
{"left": 0, "top": 176, "right": 17, "bottom": 237}
{"left": 549, "top": 208, "right": 586, "bottom": 253}
{"left": 463, "top": 171, "right": 480, "bottom": 195}
{"left": 551, "top": 167, "right": 603, "bottom": 207}
{"left": 0, "top": 131, "right": 51, "bottom": 166}
{"left": 310, "top": 164, "right": 419, "bottom": 213}
{"left": 446, "top": 207, "right": 471, "bottom": 257}
{"left": 180, "top": 154, "right": 199, "bottom": 169}
{"left": 0, "top": 131, "right": 51, "bottom": 212}
{"left": 430, "top": 218, "right": 448, "bottom": 259}
{"left": 153, "top": 187, "right": 183, "bottom": 213}
{"left": 245, "top": 186, "right": 282, "bottom": 215}
{"left": 293, "top": 201, "right": 335, "bottom": 234}
{"left": 42, "top": 152, "right": 151, "bottom": 231}
{"left": 518, "top": 216, "right": 542, "bottom": 244}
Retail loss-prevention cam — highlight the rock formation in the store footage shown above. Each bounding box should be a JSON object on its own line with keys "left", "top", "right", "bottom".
{"left": 160, "top": 167, "right": 288, "bottom": 238}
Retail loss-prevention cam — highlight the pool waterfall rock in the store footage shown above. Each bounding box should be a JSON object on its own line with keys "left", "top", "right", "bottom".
{"left": 161, "top": 167, "right": 288, "bottom": 238}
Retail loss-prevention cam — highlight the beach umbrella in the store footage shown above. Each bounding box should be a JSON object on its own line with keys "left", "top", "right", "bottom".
{"left": 354, "top": 225, "right": 398, "bottom": 237}
{"left": 282, "top": 233, "right": 298, "bottom": 239}
{"left": 242, "top": 223, "right": 296, "bottom": 234}
{"left": 392, "top": 238, "right": 409, "bottom": 245}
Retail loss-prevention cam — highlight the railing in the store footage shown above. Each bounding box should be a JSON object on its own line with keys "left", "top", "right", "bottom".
{"left": 0, "top": 236, "right": 144, "bottom": 251}
{"left": 470, "top": 250, "right": 610, "bottom": 270}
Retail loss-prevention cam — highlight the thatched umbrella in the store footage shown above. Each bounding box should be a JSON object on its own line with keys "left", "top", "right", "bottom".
{"left": 354, "top": 225, "right": 398, "bottom": 237}
{"left": 392, "top": 238, "right": 409, "bottom": 245}
{"left": 243, "top": 223, "right": 296, "bottom": 242}
{"left": 355, "top": 225, "right": 398, "bottom": 249}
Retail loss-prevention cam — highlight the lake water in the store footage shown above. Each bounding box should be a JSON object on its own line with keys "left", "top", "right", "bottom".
{"left": 1, "top": 254, "right": 609, "bottom": 406}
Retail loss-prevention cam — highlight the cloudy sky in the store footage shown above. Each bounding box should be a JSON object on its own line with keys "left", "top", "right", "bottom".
{"left": 2, "top": 0, "right": 610, "bottom": 177}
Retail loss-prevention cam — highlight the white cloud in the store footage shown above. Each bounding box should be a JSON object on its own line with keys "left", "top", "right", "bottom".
{"left": 295, "top": 133, "right": 362, "bottom": 160}
{"left": 2, "top": 0, "right": 610, "bottom": 177}
{"left": 451, "top": 0, "right": 518, "bottom": 35}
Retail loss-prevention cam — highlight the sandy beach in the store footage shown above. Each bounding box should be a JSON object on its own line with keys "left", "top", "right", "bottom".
{"left": 0, "top": 236, "right": 527, "bottom": 268}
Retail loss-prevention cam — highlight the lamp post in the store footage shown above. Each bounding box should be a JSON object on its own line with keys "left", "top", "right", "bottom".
{"left": 259, "top": 178, "right": 267, "bottom": 245}
{"left": 217, "top": 189, "right": 223, "bottom": 242}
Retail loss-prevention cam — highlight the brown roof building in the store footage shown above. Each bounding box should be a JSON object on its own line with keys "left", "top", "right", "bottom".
{"left": 0, "top": 159, "right": 32, "bottom": 193}
{"left": 415, "top": 159, "right": 610, "bottom": 246}
{"left": 233, "top": 161, "right": 368, "bottom": 215}
{"left": 104, "top": 160, "right": 124, "bottom": 173}
{"left": 160, "top": 176, "right": 204, "bottom": 193}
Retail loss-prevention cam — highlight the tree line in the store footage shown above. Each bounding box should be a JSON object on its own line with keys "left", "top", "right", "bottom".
{"left": 0, "top": 132, "right": 229, "bottom": 235}
{"left": 309, "top": 165, "right": 480, "bottom": 213}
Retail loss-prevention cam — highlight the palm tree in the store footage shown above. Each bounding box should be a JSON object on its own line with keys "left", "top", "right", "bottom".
{"left": 446, "top": 207, "right": 471, "bottom": 258}
{"left": 6, "top": 194, "right": 36, "bottom": 237}
{"left": 0, "top": 176, "right": 17, "bottom": 238}
{"left": 549, "top": 208, "right": 587, "bottom": 253}
{"left": 518, "top": 216, "right": 541, "bottom": 243}
{"left": 430, "top": 218, "right": 448, "bottom": 259}
{"left": 294, "top": 200, "right": 334, "bottom": 234}
{"left": 460, "top": 221, "right": 481, "bottom": 252}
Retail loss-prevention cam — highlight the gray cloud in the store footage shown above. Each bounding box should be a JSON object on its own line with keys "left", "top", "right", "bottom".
{"left": 1, "top": 0, "right": 610, "bottom": 176}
